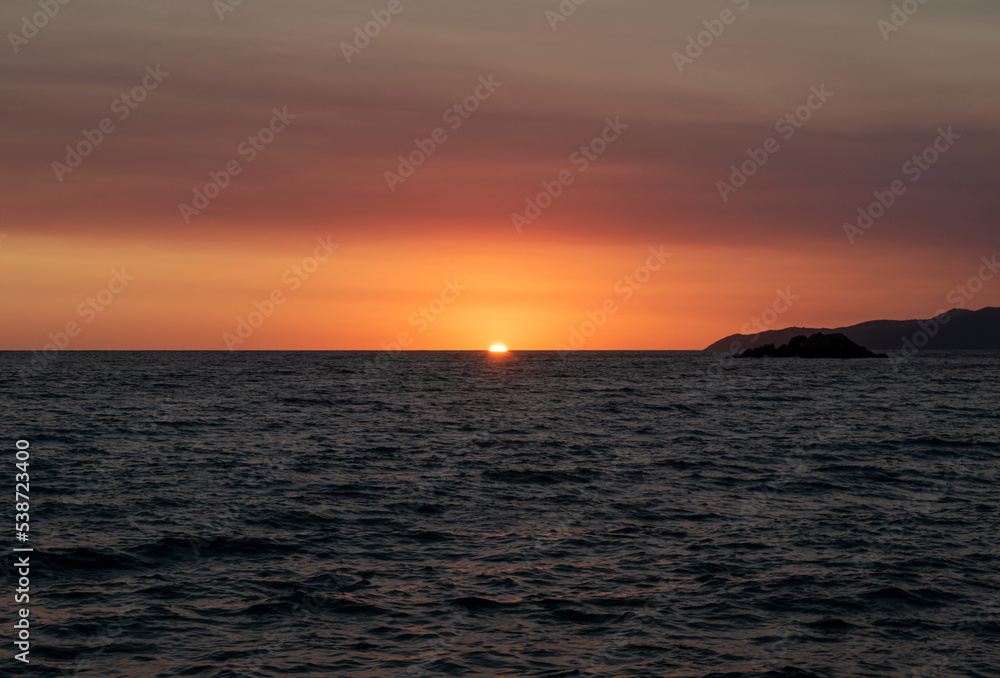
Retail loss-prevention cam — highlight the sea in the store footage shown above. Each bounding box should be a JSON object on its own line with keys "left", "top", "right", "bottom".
{"left": 1, "top": 350, "right": 998, "bottom": 677}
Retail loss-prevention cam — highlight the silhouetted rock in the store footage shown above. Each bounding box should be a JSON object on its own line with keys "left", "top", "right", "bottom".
{"left": 736, "top": 333, "right": 888, "bottom": 359}
{"left": 706, "top": 306, "right": 1000, "bottom": 352}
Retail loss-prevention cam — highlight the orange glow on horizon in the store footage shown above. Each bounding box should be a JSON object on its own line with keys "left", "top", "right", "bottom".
{"left": 2, "top": 1, "right": 998, "bottom": 352}
{"left": 0, "top": 233, "right": 995, "bottom": 351}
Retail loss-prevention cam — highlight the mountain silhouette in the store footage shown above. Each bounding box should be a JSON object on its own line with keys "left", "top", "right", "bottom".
{"left": 706, "top": 306, "right": 1000, "bottom": 352}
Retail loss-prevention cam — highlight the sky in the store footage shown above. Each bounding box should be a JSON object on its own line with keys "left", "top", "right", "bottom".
{"left": 1, "top": 0, "right": 998, "bottom": 350}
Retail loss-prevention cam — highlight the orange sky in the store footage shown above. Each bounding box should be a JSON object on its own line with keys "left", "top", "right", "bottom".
{"left": 1, "top": 1, "right": 998, "bottom": 349}
{"left": 3, "top": 232, "right": 992, "bottom": 350}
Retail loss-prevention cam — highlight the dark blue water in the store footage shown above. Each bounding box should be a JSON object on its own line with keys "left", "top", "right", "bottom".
{"left": 2, "top": 351, "right": 999, "bottom": 677}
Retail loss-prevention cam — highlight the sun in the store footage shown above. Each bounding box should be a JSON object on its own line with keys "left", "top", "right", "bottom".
{"left": 488, "top": 344, "right": 509, "bottom": 353}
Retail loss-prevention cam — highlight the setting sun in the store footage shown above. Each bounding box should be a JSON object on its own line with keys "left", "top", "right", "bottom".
{"left": 489, "top": 344, "right": 509, "bottom": 353}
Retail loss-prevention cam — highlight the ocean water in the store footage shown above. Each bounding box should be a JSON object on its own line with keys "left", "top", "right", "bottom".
{"left": 2, "top": 350, "right": 999, "bottom": 677}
